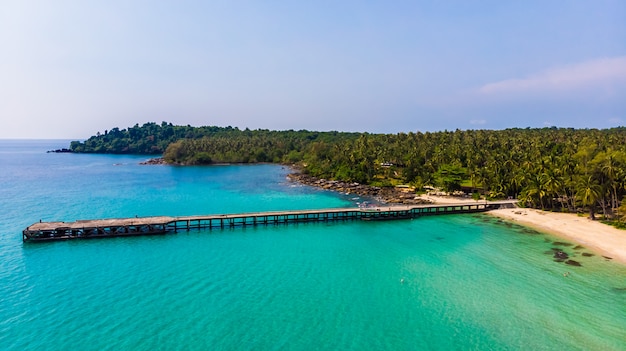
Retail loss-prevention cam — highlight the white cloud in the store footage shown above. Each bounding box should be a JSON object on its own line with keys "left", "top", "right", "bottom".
{"left": 478, "top": 56, "right": 626, "bottom": 95}
{"left": 608, "top": 117, "right": 624, "bottom": 125}
{"left": 469, "top": 119, "right": 486, "bottom": 125}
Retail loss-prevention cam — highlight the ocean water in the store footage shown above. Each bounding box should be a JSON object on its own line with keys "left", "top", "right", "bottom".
{"left": 1, "top": 140, "right": 625, "bottom": 351}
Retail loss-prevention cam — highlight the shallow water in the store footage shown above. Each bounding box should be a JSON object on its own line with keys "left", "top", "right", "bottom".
{"left": 1, "top": 140, "right": 625, "bottom": 350}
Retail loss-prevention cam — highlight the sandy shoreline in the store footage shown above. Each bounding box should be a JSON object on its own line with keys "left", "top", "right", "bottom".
{"left": 421, "top": 195, "right": 626, "bottom": 265}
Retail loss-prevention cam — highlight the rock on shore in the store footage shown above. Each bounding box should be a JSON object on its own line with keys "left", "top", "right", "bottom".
{"left": 139, "top": 157, "right": 166, "bottom": 165}
{"left": 287, "top": 173, "right": 431, "bottom": 205}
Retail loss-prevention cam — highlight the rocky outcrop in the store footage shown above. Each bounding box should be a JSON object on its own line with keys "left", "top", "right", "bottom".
{"left": 139, "top": 158, "right": 166, "bottom": 165}
{"left": 565, "top": 260, "right": 582, "bottom": 267}
{"left": 287, "top": 173, "right": 432, "bottom": 205}
{"left": 553, "top": 251, "right": 569, "bottom": 260}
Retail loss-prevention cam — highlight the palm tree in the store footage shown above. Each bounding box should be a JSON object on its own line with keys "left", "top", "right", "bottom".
{"left": 619, "top": 197, "right": 626, "bottom": 223}
{"left": 542, "top": 169, "right": 563, "bottom": 209}
{"left": 576, "top": 176, "right": 602, "bottom": 219}
{"left": 600, "top": 150, "right": 626, "bottom": 211}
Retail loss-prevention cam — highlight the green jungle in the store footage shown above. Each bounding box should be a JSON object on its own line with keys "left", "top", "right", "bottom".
{"left": 69, "top": 122, "right": 626, "bottom": 224}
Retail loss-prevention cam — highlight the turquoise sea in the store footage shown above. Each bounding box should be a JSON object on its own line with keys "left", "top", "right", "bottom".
{"left": 1, "top": 140, "right": 625, "bottom": 351}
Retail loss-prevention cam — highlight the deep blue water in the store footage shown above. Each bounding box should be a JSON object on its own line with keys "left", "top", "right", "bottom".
{"left": 1, "top": 140, "right": 625, "bottom": 350}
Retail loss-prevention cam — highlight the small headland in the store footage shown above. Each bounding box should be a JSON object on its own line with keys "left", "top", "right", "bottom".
{"left": 139, "top": 157, "right": 166, "bottom": 165}
{"left": 287, "top": 173, "right": 431, "bottom": 205}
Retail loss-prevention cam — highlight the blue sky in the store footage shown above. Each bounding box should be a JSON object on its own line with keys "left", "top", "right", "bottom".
{"left": 1, "top": 1, "right": 625, "bottom": 138}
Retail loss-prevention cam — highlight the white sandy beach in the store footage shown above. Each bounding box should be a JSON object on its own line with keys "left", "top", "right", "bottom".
{"left": 420, "top": 195, "right": 626, "bottom": 265}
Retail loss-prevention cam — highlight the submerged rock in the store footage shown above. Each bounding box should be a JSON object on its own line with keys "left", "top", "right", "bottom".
{"left": 554, "top": 251, "right": 569, "bottom": 260}
{"left": 581, "top": 252, "right": 594, "bottom": 257}
{"left": 565, "top": 260, "right": 582, "bottom": 267}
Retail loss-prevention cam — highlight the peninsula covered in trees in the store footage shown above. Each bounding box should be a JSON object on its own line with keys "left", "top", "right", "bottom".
{"left": 69, "top": 122, "right": 626, "bottom": 222}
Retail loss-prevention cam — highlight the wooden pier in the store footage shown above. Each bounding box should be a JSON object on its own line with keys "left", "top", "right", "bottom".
{"left": 23, "top": 201, "right": 516, "bottom": 242}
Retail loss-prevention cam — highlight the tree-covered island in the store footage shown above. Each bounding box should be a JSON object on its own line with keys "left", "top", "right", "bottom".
{"left": 69, "top": 122, "right": 626, "bottom": 223}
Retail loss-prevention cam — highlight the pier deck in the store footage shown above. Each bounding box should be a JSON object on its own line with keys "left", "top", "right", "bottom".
{"left": 23, "top": 201, "right": 517, "bottom": 242}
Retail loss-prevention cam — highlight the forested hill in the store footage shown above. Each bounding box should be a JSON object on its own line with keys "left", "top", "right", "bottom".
{"left": 70, "top": 122, "right": 626, "bottom": 220}
{"left": 70, "top": 122, "right": 361, "bottom": 155}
